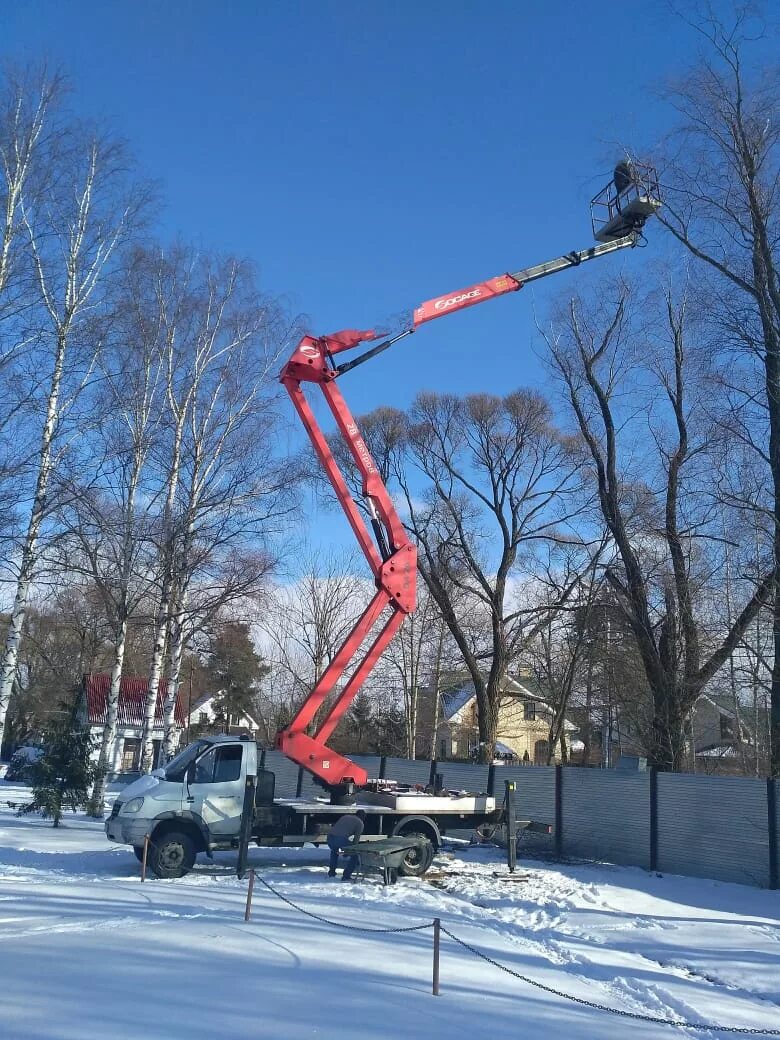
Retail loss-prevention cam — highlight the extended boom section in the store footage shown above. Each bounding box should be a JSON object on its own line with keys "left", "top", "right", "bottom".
{"left": 276, "top": 161, "right": 661, "bottom": 793}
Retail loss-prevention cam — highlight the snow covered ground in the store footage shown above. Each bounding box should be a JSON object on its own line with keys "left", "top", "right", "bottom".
{"left": 1, "top": 787, "right": 779, "bottom": 1040}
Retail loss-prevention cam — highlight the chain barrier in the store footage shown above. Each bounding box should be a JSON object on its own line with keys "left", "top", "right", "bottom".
{"left": 137, "top": 842, "right": 778, "bottom": 1036}
{"left": 256, "top": 875, "right": 432, "bottom": 934}
{"left": 439, "top": 925, "right": 780, "bottom": 1036}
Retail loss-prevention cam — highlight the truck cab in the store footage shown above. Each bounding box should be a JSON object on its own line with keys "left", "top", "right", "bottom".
{"left": 106, "top": 735, "right": 258, "bottom": 877}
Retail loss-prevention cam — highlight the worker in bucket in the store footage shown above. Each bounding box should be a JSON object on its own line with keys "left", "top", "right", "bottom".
{"left": 327, "top": 809, "right": 366, "bottom": 880}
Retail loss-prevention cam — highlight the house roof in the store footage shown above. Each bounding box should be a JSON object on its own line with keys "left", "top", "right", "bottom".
{"left": 439, "top": 678, "right": 578, "bottom": 731}
{"left": 441, "top": 687, "right": 474, "bottom": 721}
{"left": 84, "top": 674, "right": 186, "bottom": 727}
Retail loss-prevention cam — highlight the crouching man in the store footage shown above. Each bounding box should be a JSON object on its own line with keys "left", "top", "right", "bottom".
{"left": 327, "top": 809, "right": 366, "bottom": 881}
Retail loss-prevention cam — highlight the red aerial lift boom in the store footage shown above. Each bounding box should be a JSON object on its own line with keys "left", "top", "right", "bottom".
{"left": 276, "top": 161, "right": 661, "bottom": 793}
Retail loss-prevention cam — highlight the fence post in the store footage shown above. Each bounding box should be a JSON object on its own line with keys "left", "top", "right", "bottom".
{"left": 554, "top": 765, "right": 563, "bottom": 859}
{"left": 487, "top": 763, "right": 496, "bottom": 797}
{"left": 649, "top": 767, "right": 659, "bottom": 873}
{"left": 428, "top": 759, "right": 437, "bottom": 789}
{"left": 768, "top": 778, "right": 778, "bottom": 891}
{"left": 141, "top": 833, "right": 149, "bottom": 882}
{"left": 379, "top": 756, "right": 387, "bottom": 780}
{"left": 259, "top": 747, "right": 266, "bottom": 771}
{"left": 432, "top": 917, "right": 441, "bottom": 995}
{"left": 296, "top": 766, "right": 304, "bottom": 798}
{"left": 504, "top": 780, "right": 517, "bottom": 873}
{"left": 244, "top": 869, "right": 255, "bottom": 921}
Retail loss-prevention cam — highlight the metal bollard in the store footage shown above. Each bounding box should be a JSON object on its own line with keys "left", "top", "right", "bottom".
{"left": 432, "top": 918, "right": 441, "bottom": 995}
{"left": 244, "top": 868, "right": 255, "bottom": 921}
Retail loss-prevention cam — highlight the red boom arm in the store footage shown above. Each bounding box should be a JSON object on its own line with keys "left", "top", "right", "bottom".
{"left": 275, "top": 228, "right": 647, "bottom": 790}
{"left": 276, "top": 330, "right": 416, "bottom": 788}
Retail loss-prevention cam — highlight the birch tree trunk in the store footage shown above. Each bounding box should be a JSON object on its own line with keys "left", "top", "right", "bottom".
{"left": 0, "top": 123, "right": 139, "bottom": 752}
{"left": 87, "top": 619, "right": 127, "bottom": 815}
{"left": 140, "top": 447, "right": 181, "bottom": 773}
{"left": 0, "top": 324, "right": 67, "bottom": 743}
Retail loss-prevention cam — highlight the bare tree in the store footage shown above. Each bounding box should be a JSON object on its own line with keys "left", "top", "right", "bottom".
{"left": 546, "top": 279, "right": 773, "bottom": 770}
{"left": 525, "top": 576, "right": 604, "bottom": 764}
{"left": 259, "top": 551, "right": 368, "bottom": 744}
{"left": 651, "top": 7, "right": 780, "bottom": 771}
{"left": 324, "top": 392, "right": 592, "bottom": 762}
{"left": 0, "top": 67, "right": 62, "bottom": 525}
{"left": 0, "top": 115, "right": 144, "bottom": 752}
{"left": 135, "top": 247, "right": 296, "bottom": 770}
{"left": 59, "top": 254, "right": 165, "bottom": 812}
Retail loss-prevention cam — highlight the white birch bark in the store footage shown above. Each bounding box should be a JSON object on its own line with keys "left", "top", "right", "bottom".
{"left": 0, "top": 132, "right": 132, "bottom": 752}
{"left": 0, "top": 319, "right": 67, "bottom": 740}
{"left": 87, "top": 619, "right": 127, "bottom": 815}
{"left": 161, "top": 585, "right": 188, "bottom": 761}
{"left": 140, "top": 419, "right": 183, "bottom": 773}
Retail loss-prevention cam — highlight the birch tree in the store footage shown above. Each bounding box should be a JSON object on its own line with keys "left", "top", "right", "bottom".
{"left": 0, "top": 67, "right": 61, "bottom": 559}
{"left": 0, "top": 121, "right": 142, "bottom": 752}
{"left": 141, "top": 250, "right": 297, "bottom": 770}
{"left": 61, "top": 254, "right": 165, "bottom": 812}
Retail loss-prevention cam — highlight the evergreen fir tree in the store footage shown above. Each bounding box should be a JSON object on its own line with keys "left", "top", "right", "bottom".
{"left": 18, "top": 711, "right": 99, "bottom": 827}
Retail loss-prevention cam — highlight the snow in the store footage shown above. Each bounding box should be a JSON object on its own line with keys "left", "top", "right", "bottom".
{"left": 1, "top": 787, "right": 779, "bottom": 1039}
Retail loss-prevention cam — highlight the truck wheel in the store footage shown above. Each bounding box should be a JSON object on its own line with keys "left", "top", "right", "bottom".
{"left": 149, "top": 831, "right": 196, "bottom": 879}
{"left": 397, "top": 832, "right": 434, "bottom": 877}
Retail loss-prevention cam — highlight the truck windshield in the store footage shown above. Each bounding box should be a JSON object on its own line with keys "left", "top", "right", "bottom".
{"left": 164, "top": 739, "right": 212, "bottom": 782}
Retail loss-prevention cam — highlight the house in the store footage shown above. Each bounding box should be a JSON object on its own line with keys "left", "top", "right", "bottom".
{"left": 79, "top": 674, "right": 186, "bottom": 774}
{"left": 690, "top": 693, "right": 759, "bottom": 775}
{"left": 186, "top": 691, "right": 260, "bottom": 739}
{"left": 417, "top": 674, "right": 577, "bottom": 764}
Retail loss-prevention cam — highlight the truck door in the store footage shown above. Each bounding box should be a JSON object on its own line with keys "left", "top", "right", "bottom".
{"left": 187, "top": 743, "right": 246, "bottom": 841}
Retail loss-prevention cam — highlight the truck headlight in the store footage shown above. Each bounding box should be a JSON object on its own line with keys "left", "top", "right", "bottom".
{"left": 122, "top": 797, "right": 145, "bottom": 814}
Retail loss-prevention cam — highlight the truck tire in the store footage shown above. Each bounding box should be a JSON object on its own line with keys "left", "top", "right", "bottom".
{"left": 397, "top": 832, "right": 434, "bottom": 877}
{"left": 149, "top": 830, "right": 196, "bottom": 879}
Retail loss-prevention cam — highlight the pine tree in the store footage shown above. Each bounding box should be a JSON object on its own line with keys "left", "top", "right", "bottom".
{"left": 207, "top": 622, "right": 268, "bottom": 731}
{"left": 18, "top": 713, "right": 99, "bottom": 827}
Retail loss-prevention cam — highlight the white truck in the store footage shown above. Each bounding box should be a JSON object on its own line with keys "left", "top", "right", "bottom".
{"left": 105, "top": 735, "right": 504, "bottom": 878}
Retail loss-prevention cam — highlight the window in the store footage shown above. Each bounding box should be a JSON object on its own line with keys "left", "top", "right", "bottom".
{"left": 164, "top": 739, "right": 210, "bottom": 781}
{"left": 720, "top": 714, "right": 736, "bottom": 741}
{"left": 121, "top": 739, "right": 140, "bottom": 772}
{"left": 440, "top": 739, "right": 448, "bottom": 760}
{"left": 524, "top": 701, "right": 536, "bottom": 721}
{"left": 194, "top": 744, "right": 243, "bottom": 784}
{"left": 198, "top": 711, "right": 208, "bottom": 724}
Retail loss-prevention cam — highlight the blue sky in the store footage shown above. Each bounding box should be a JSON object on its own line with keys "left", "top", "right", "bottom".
{"left": 1, "top": 1, "right": 744, "bottom": 564}
{"left": 3, "top": 1, "right": 733, "bottom": 411}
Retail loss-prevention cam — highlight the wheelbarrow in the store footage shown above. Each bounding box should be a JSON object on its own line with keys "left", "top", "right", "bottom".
{"left": 341, "top": 836, "right": 430, "bottom": 885}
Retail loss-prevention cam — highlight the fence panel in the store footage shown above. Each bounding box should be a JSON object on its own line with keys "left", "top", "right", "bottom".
{"left": 437, "top": 762, "right": 490, "bottom": 793}
{"left": 561, "top": 768, "right": 651, "bottom": 868}
{"left": 261, "top": 750, "right": 299, "bottom": 799}
{"left": 498, "top": 765, "right": 556, "bottom": 820}
{"left": 349, "top": 754, "right": 383, "bottom": 780}
{"left": 496, "top": 765, "right": 556, "bottom": 851}
{"left": 657, "top": 773, "right": 770, "bottom": 887}
{"left": 382, "top": 756, "right": 431, "bottom": 787}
